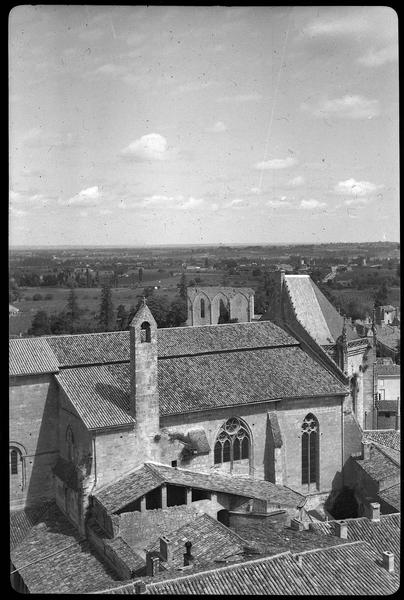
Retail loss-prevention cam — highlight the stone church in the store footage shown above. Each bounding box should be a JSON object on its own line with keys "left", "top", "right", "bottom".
{"left": 9, "top": 300, "right": 356, "bottom": 539}
{"left": 186, "top": 286, "right": 255, "bottom": 326}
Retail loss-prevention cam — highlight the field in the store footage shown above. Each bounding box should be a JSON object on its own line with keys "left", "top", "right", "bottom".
{"left": 327, "top": 286, "right": 401, "bottom": 316}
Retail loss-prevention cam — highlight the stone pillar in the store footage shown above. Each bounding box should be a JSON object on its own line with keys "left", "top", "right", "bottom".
{"left": 186, "top": 487, "right": 192, "bottom": 506}
{"left": 161, "top": 484, "right": 167, "bottom": 509}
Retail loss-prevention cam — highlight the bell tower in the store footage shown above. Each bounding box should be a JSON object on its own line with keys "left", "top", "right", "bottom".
{"left": 129, "top": 300, "right": 159, "bottom": 454}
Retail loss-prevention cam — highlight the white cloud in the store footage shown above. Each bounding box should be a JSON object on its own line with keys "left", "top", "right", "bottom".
{"left": 250, "top": 187, "right": 261, "bottom": 195}
{"left": 9, "top": 190, "right": 55, "bottom": 208}
{"left": 344, "top": 198, "right": 369, "bottom": 206}
{"left": 299, "top": 199, "right": 327, "bottom": 210}
{"left": 121, "top": 134, "right": 171, "bottom": 161}
{"left": 225, "top": 198, "right": 245, "bottom": 209}
{"left": 267, "top": 199, "right": 291, "bottom": 208}
{"left": 94, "top": 63, "right": 127, "bottom": 76}
{"left": 10, "top": 206, "right": 28, "bottom": 217}
{"left": 254, "top": 157, "right": 297, "bottom": 170}
{"left": 141, "top": 194, "right": 203, "bottom": 210}
{"left": 172, "top": 81, "right": 217, "bottom": 96}
{"left": 217, "top": 93, "right": 262, "bottom": 103}
{"left": 302, "top": 95, "right": 380, "bottom": 119}
{"left": 99, "top": 208, "right": 113, "bottom": 215}
{"left": 179, "top": 196, "right": 204, "bottom": 210}
{"left": 207, "top": 121, "right": 227, "bottom": 133}
{"left": 358, "top": 44, "right": 398, "bottom": 67}
{"left": 62, "top": 186, "right": 101, "bottom": 207}
{"left": 334, "top": 178, "right": 383, "bottom": 197}
{"left": 288, "top": 175, "right": 305, "bottom": 187}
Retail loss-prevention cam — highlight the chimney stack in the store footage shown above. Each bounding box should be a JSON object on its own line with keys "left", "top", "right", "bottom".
{"left": 382, "top": 551, "right": 394, "bottom": 573}
{"left": 362, "top": 442, "right": 371, "bottom": 460}
{"left": 367, "top": 502, "right": 381, "bottom": 522}
{"left": 145, "top": 552, "right": 160, "bottom": 577}
{"left": 335, "top": 520, "right": 348, "bottom": 539}
{"left": 134, "top": 581, "right": 147, "bottom": 594}
{"left": 183, "top": 541, "right": 193, "bottom": 567}
{"left": 160, "top": 536, "right": 173, "bottom": 564}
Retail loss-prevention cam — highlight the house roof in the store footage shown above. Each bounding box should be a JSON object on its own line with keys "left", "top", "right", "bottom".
{"left": 375, "top": 324, "right": 400, "bottom": 350}
{"left": 146, "top": 513, "right": 256, "bottom": 570}
{"left": 9, "top": 337, "right": 60, "bottom": 376}
{"left": 144, "top": 541, "right": 398, "bottom": 595}
{"left": 53, "top": 339, "right": 346, "bottom": 430}
{"left": 353, "top": 444, "right": 400, "bottom": 483}
{"left": 94, "top": 462, "right": 303, "bottom": 514}
{"left": 310, "top": 513, "right": 400, "bottom": 567}
{"left": 378, "top": 485, "right": 401, "bottom": 512}
{"left": 374, "top": 362, "right": 400, "bottom": 377}
{"left": 363, "top": 429, "right": 400, "bottom": 451}
{"left": 10, "top": 503, "right": 123, "bottom": 594}
{"left": 283, "top": 275, "right": 359, "bottom": 345}
{"left": 187, "top": 286, "right": 254, "bottom": 301}
{"left": 10, "top": 502, "right": 54, "bottom": 551}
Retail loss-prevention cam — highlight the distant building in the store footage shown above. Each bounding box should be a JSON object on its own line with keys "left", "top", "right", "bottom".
{"left": 9, "top": 305, "right": 20, "bottom": 317}
{"left": 373, "top": 359, "right": 400, "bottom": 430}
{"left": 186, "top": 286, "right": 255, "bottom": 326}
{"left": 375, "top": 305, "right": 399, "bottom": 326}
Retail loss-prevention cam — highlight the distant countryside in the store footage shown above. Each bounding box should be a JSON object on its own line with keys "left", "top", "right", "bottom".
{"left": 9, "top": 241, "right": 400, "bottom": 337}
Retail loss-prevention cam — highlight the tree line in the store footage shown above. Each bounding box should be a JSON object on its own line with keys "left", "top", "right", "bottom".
{"left": 28, "top": 281, "right": 188, "bottom": 337}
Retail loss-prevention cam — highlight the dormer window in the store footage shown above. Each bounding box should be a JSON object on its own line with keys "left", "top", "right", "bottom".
{"left": 141, "top": 321, "right": 151, "bottom": 343}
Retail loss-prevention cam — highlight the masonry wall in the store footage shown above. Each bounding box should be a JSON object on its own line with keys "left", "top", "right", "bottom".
{"left": 9, "top": 374, "right": 59, "bottom": 509}
{"left": 161, "top": 394, "right": 344, "bottom": 495}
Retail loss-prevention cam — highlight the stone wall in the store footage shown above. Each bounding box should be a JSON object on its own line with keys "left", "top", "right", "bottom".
{"left": 9, "top": 374, "right": 59, "bottom": 509}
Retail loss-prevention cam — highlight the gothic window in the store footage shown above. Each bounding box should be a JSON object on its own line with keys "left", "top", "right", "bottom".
{"left": 214, "top": 418, "right": 251, "bottom": 467}
{"left": 141, "top": 321, "right": 151, "bottom": 343}
{"left": 10, "top": 445, "right": 25, "bottom": 491}
{"left": 301, "top": 414, "right": 319, "bottom": 488}
{"left": 200, "top": 298, "right": 205, "bottom": 318}
{"left": 66, "top": 426, "right": 75, "bottom": 462}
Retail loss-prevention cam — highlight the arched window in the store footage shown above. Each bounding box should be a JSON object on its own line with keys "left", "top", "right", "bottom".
{"left": 200, "top": 298, "right": 205, "bottom": 318}
{"left": 141, "top": 321, "right": 151, "bottom": 343}
{"left": 214, "top": 418, "right": 251, "bottom": 469}
{"left": 66, "top": 426, "right": 75, "bottom": 462}
{"left": 10, "top": 447, "right": 20, "bottom": 475}
{"left": 301, "top": 414, "right": 319, "bottom": 488}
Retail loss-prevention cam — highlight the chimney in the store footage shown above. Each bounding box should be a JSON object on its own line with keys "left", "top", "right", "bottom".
{"left": 382, "top": 551, "right": 394, "bottom": 573}
{"left": 183, "top": 541, "right": 193, "bottom": 567}
{"left": 367, "top": 502, "right": 381, "bottom": 522}
{"left": 296, "top": 555, "right": 303, "bottom": 567}
{"left": 362, "top": 442, "right": 371, "bottom": 460}
{"left": 290, "top": 518, "right": 304, "bottom": 531}
{"left": 335, "top": 520, "right": 348, "bottom": 539}
{"left": 134, "top": 581, "right": 147, "bottom": 594}
{"left": 145, "top": 552, "right": 160, "bottom": 577}
{"left": 159, "top": 535, "right": 173, "bottom": 564}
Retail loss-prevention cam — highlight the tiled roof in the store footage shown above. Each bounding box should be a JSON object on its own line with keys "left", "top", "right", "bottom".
{"left": 10, "top": 502, "right": 54, "bottom": 551}
{"left": 378, "top": 485, "right": 401, "bottom": 512}
{"left": 294, "top": 541, "right": 399, "bottom": 595}
{"left": 284, "top": 275, "right": 359, "bottom": 345}
{"left": 146, "top": 513, "right": 255, "bottom": 569}
{"left": 10, "top": 502, "right": 122, "bottom": 593}
{"left": 158, "top": 346, "right": 346, "bottom": 415}
{"left": 56, "top": 365, "right": 134, "bottom": 430}
{"left": 310, "top": 513, "right": 400, "bottom": 567}
{"left": 119, "top": 505, "right": 201, "bottom": 552}
{"left": 353, "top": 444, "right": 400, "bottom": 483}
{"left": 54, "top": 342, "right": 346, "bottom": 430}
{"left": 375, "top": 363, "right": 401, "bottom": 376}
{"left": 105, "top": 536, "right": 145, "bottom": 574}
{"left": 363, "top": 429, "right": 400, "bottom": 451}
{"left": 94, "top": 463, "right": 303, "bottom": 515}
{"left": 145, "top": 541, "right": 398, "bottom": 595}
{"left": 46, "top": 331, "right": 129, "bottom": 366}
{"left": 375, "top": 324, "right": 400, "bottom": 350}
{"left": 145, "top": 551, "right": 316, "bottom": 595}
{"left": 9, "top": 338, "right": 59, "bottom": 376}
{"left": 187, "top": 286, "right": 254, "bottom": 301}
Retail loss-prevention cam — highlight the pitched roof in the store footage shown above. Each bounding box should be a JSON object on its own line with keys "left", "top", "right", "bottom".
{"left": 144, "top": 541, "right": 399, "bottom": 595}
{"left": 10, "top": 502, "right": 54, "bottom": 551}
{"left": 375, "top": 324, "right": 400, "bottom": 350}
{"left": 56, "top": 364, "right": 134, "bottom": 430}
{"left": 294, "top": 541, "right": 399, "bottom": 595}
{"left": 146, "top": 551, "right": 316, "bottom": 595}
{"left": 378, "top": 485, "right": 401, "bottom": 512}
{"left": 362, "top": 429, "right": 400, "bottom": 452}
{"left": 310, "top": 513, "right": 400, "bottom": 567}
{"left": 374, "top": 362, "right": 400, "bottom": 376}
{"left": 9, "top": 337, "right": 59, "bottom": 376}
{"left": 54, "top": 341, "right": 346, "bottom": 430}
{"left": 10, "top": 503, "right": 122, "bottom": 593}
{"left": 158, "top": 346, "right": 346, "bottom": 415}
{"left": 353, "top": 444, "right": 400, "bottom": 483}
{"left": 146, "top": 513, "right": 255, "bottom": 569}
{"left": 187, "top": 286, "right": 254, "bottom": 301}
{"left": 94, "top": 463, "right": 303, "bottom": 514}
{"left": 284, "top": 275, "right": 359, "bottom": 345}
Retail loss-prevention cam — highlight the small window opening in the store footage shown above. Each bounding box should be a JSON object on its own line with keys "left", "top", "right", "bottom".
{"left": 141, "top": 321, "right": 151, "bottom": 343}
{"left": 200, "top": 298, "right": 205, "bottom": 318}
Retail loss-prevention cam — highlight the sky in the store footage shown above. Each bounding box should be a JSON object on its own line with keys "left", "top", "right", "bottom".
{"left": 9, "top": 5, "right": 399, "bottom": 246}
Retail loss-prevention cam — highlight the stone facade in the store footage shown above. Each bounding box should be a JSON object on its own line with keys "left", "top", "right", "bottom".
{"left": 186, "top": 287, "right": 254, "bottom": 326}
